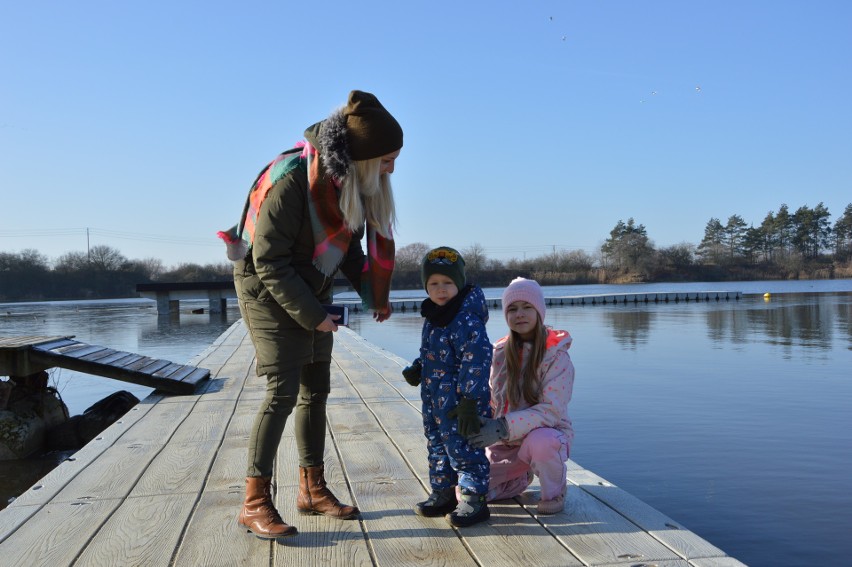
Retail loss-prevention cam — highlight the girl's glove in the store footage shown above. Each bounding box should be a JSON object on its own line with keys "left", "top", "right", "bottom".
{"left": 401, "top": 359, "right": 422, "bottom": 387}
{"left": 468, "top": 417, "right": 508, "bottom": 448}
{"left": 447, "top": 397, "right": 480, "bottom": 437}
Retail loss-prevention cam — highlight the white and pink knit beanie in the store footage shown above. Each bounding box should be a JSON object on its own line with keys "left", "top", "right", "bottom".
{"left": 501, "top": 277, "right": 546, "bottom": 322}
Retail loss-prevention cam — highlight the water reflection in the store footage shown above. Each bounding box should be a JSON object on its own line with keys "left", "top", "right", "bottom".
{"left": 602, "top": 309, "right": 653, "bottom": 349}
{"left": 703, "top": 294, "right": 852, "bottom": 359}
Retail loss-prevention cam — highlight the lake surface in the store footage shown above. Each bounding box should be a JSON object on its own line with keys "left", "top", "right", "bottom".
{"left": 2, "top": 279, "right": 852, "bottom": 566}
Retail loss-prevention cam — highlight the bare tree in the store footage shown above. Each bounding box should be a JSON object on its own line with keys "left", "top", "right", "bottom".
{"left": 55, "top": 251, "right": 90, "bottom": 272}
{"left": 395, "top": 242, "right": 430, "bottom": 271}
{"left": 462, "top": 243, "right": 488, "bottom": 281}
{"left": 87, "top": 245, "right": 128, "bottom": 271}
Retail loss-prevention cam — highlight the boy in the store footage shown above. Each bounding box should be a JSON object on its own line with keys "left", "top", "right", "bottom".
{"left": 402, "top": 246, "right": 493, "bottom": 527}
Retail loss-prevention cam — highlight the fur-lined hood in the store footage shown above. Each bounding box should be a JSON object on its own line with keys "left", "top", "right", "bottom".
{"left": 303, "top": 109, "right": 350, "bottom": 181}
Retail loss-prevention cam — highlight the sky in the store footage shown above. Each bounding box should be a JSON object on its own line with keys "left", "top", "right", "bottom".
{"left": 2, "top": 1, "right": 851, "bottom": 268}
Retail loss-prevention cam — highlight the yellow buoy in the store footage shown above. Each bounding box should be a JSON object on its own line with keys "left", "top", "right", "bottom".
{"left": 763, "top": 292, "right": 771, "bottom": 301}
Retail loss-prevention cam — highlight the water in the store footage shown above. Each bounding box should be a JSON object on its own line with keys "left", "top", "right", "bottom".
{"left": 2, "top": 280, "right": 852, "bottom": 566}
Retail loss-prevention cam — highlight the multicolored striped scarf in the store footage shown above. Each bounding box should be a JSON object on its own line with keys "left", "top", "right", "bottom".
{"left": 227, "top": 142, "right": 394, "bottom": 310}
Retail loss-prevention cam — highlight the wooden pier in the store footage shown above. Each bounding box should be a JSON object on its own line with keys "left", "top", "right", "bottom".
{"left": 0, "top": 336, "right": 210, "bottom": 395}
{"left": 0, "top": 321, "right": 745, "bottom": 566}
{"left": 136, "top": 279, "right": 354, "bottom": 315}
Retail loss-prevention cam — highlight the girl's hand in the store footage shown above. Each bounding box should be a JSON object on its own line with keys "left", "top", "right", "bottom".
{"left": 373, "top": 305, "right": 392, "bottom": 322}
{"left": 468, "top": 417, "right": 509, "bottom": 448}
{"left": 315, "top": 313, "right": 340, "bottom": 332}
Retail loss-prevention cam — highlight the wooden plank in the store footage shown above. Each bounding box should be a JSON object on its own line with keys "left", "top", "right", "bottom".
{"left": 171, "top": 363, "right": 211, "bottom": 383}
{"left": 79, "top": 347, "right": 121, "bottom": 363}
{"left": 516, "top": 481, "right": 682, "bottom": 565}
{"left": 107, "top": 353, "right": 145, "bottom": 368}
{"left": 0, "top": 336, "right": 71, "bottom": 349}
{"left": 150, "top": 361, "right": 185, "bottom": 379}
{"left": 455, "top": 498, "right": 586, "bottom": 567}
{"left": 273, "top": 489, "right": 372, "bottom": 567}
{"left": 178, "top": 366, "right": 211, "bottom": 386}
{"left": 47, "top": 344, "right": 108, "bottom": 359}
{"left": 348, "top": 478, "right": 476, "bottom": 565}
{"left": 27, "top": 349, "right": 200, "bottom": 394}
{"left": 0, "top": 499, "right": 119, "bottom": 565}
{"left": 135, "top": 359, "right": 174, "bottom": 375}
{"left": 171, "top": 489, "right": 272, "bottom": 567}
{"left": 566, "top": 467, "right": 732, "bottom": 561}
{"left": 120, "top": 355, "right": 159, "bottom": 372}
{"left": 74, "top": 493, "right": 197, "bottom": 566}
{"left": 370, "top": 400, "right": 423, "bottom": 432}
{"left": 87, "top": 350, "right": 137, "bottom": 365}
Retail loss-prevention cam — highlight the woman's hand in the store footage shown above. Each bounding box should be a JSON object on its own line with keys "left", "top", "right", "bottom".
{"left": 315, "top": 313, "right": 340, "bottom": 332}
{"left": 373, "top": 304, "right": 392, "bottom": 322}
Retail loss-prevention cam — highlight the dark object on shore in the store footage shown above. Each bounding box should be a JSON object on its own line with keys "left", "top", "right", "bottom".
{"left": 45, "top": 390, "right": 139, "bottom": 451}
{"left": 0, "top": 371, "right": 69, "bottom": 460}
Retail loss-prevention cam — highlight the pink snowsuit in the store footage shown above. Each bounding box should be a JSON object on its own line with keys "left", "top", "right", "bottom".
{"left": 486, "top": 329, "right": 575, "bottom": 502}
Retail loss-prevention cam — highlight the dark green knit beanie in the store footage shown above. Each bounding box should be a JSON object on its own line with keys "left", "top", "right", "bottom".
{"left": 421, "top": 246, "right": 466, "bottom": 291}
{"left": 345, "top": 90, "right": 403, "bottom": 160}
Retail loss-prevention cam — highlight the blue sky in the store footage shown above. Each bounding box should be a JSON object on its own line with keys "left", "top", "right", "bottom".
{"left": 2, "top": 1, "right": 850, "bottom": 267}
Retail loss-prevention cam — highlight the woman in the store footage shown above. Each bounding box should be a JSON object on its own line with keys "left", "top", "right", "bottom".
{"left": 227, "top": 90, "right": 402, "bottom": 539}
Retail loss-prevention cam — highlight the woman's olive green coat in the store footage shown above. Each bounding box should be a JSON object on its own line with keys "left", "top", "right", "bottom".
{"left": 234, "top": 124, "right": 366, "bottom": 376}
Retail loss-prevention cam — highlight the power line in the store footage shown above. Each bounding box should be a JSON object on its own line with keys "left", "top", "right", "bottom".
{"left": 0, "top": 227, "right": 220, "bottom": 247}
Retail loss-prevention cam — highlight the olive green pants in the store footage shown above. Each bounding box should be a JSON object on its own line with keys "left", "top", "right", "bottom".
{"left": 246, "top": 361, "right": 331, "bottom": 477}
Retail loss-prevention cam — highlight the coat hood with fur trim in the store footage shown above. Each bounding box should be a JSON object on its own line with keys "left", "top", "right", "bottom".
{"left": 303, "top": 109, "right": 350, "bottom": 181}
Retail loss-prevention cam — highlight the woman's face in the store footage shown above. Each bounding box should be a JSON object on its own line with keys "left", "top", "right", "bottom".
{"left": 379, "top": 150, "right": 400, "bottom": 175}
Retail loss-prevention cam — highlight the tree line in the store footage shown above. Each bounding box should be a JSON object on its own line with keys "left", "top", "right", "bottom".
{"left": 389, "top": 202, "right": 852, "bottom": 288}
{"left": 0, "top": 246, "right": 233, "bottom": 302}
{"left": 2, "top": 202, "right": 851, "bottom": 302}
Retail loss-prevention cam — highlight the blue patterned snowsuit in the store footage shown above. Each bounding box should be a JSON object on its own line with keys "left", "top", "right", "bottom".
{"left": 418, "top": 285, "right": 492, "bottom": 495}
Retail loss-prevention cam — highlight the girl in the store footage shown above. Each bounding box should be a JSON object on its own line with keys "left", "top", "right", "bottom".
{"left": 468, "top": 277, "right": 575, "bottom": 515}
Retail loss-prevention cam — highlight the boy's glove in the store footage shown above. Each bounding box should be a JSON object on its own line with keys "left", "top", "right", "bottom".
{"left": 468, "top": 417, "right": 508, "bottom": 448}
{"left": 401, "top": 358, "right": 422, "bottom": 387}
{"left": 447, "top": 397, "right": 480, "bottom": 437}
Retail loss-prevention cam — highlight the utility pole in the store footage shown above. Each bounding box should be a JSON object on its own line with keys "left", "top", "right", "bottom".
{"left": 87, "top": 228, "right": 90, "bottom": 262}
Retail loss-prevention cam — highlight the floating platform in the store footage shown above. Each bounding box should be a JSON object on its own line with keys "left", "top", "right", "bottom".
{"left": 0, "top": 321, "right": 744, "bottom": 566}
{"left": 0, "top": 336, "right": 210, "bottom": 395}
{"left": 345, "top": 290, "right": 743, "bottom": 313}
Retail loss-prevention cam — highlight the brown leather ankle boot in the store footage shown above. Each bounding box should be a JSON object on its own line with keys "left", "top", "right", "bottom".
{"left": 296, "top": 465, "right": 360, "bottom": 519}
{"left": 238, "top": 476, "right": 298, "bottom": 539}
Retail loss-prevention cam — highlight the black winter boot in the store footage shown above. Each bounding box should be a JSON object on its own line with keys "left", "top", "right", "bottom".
{"left": 448, "top": 492, "right": 490, "bottom": 527}
{"left": 414, "top": 487, "right": 458, "bottom": 517}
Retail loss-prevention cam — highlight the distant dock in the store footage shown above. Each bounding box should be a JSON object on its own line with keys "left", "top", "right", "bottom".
{"left": 347, "top": 290, "right": 742, "bottom": 313}
{"left": 0, "top": 320, "right": 745, "bottom": 566}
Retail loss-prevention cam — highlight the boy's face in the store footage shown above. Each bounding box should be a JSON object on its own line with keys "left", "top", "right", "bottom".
{"left": 426, "top": 274, "right": 459, "bottom": 306}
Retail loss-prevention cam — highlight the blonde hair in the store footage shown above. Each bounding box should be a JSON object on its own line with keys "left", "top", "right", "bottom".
{"left": 339, "top": 157, "right": 396, "bottom": 238}
{"left": 505, "top": 317, "right": 547, "bottom": 407}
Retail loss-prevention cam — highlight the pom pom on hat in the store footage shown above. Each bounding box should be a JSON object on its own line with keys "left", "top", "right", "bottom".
{"left": 344, "top": 90, "right": 403, "bottom": 160}
{"left": 502, "top": 277, "right": 546, "bottom": 322}
{"left": 421, "top": 246, "right": 466, "bottom": 291}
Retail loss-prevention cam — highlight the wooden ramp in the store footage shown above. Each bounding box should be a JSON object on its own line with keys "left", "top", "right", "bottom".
{"left": 0, "top": 336, "right": 210, "bottom": 395}
{"left": 0, "top": 322, "right": 745, "bottom": 567}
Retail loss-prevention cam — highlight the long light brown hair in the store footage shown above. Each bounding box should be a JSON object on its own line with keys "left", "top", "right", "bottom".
{"left": 505, "top": 317, "right": 548, "bottom": 407}
{"left": 339, "top": 157, "right": 396, "bottom": 238}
